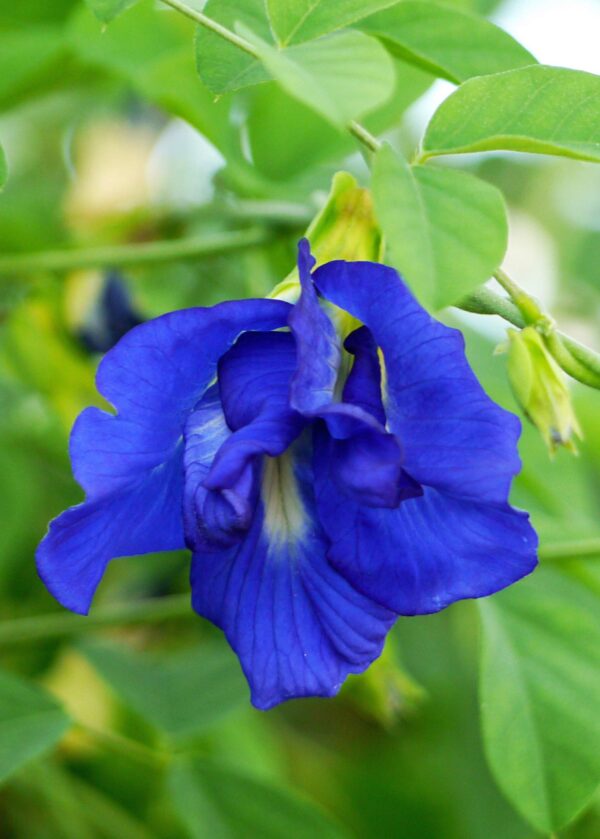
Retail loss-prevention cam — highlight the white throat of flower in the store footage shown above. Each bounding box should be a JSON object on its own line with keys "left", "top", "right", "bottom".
{"left": 261, "top": 452, "right": 307, "bottom": 552}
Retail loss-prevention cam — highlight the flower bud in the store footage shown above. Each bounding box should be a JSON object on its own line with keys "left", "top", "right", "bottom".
{"left": 270, "top": 171, "right": 382, "bottom": 302}
{"left": 506, "top": 326, "right": 581, "bottom": 453}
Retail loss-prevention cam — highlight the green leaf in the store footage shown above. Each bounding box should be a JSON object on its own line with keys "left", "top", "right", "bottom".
{"left": 0, "top": 25, "right": 65, "bottom": 109}
{"left": 422, "top": 65, "right": 600, "bottom": 162}
{"left": 266, "top": 0, "right": 397, "bottom": 46}
{"left": 358, "top": 1, "right": 535, "bottom": 84}
{"left": 246, "top": 57, "right": 431, "bottom": 181}
{"left": 372, "top": 144, "right": 507, "bottom": 309}
{"left": 81, "top": 641, "right": 248, "bottom": 741}
{"left": 195, "top": 0, "right": 272, "bottom": 94}
{"left": 0, "top": 667, "right": 71, "bottom": 785}
{"left": 0, "top": 146, "right": 6, "bottom": 191}
{"left": 85, "top": 0, "right": 140, "bottom": 24}
{"left": 241, "top": 27, "right": 394, "bottom": 128}
{"left": 69, "top": 1, "right": 185, "bottom": 77}
{"left": 169, "top": 758, "right": 348, "bottom": 839}
{"left": 479, "top": 568, "right": 600, "bottom": 832}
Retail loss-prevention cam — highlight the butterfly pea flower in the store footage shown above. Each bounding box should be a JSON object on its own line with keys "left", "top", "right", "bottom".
{"left": 37, "top": 240, "right": 537, "bottom": 710}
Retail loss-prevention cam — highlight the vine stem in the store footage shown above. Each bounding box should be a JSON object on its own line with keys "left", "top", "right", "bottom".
{"left": 539, "top": 538, "right": 600, "bottom": 562}
{"left": 0, "top": 594, "right": 191, "bottom": 645}
{"left": 160, "top": 0, "right": 259, "bottom": 58}
{"left": 0, "top": 228, "right": 268, "bottom": 276}
{"left": 348, "top": 121, "right": 382, "bottom": 153}
{"left": 493, "top": 268, "right": 543, "bottom": 324}
{"left": 0, "top": 541, "right": 597, "bottom": 646}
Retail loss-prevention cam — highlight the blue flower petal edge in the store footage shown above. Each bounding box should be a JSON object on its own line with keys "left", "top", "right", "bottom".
{"left": 36, "top": 240, "right": 537, "bottom": 708}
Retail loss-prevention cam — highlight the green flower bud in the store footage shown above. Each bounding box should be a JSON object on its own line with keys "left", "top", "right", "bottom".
{"left": 506, "top": 326, "right": 582, "bottom": 453}
{"left": 269, "top": 171, "right": 382, "bottom": 303}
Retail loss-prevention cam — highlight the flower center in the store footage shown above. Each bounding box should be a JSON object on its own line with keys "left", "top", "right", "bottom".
{"left": 261, "top": 451, "right": 306, "bottom": 551}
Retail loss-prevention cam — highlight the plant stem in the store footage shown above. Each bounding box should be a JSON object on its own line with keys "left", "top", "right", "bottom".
{"left": 348, "top": 121, "right": 382, "bottom": 154}
{"left": 493, "top": 268, "right": 543, "bottom": 324}
{"left": 229, "top": 199, "right": 313, "bottom": 225}
{"left": 0, "top": 594, "right": 191, "bottom": 645}
{"left": 0, "top": 228, "right": 268, "bottom": 276}
{"left": 160, "top": 0, "right": 259, "bottom": 58}
{"left": 0, "top": 539, "right": 597, "bottom": 647}
{"left": 542, "top": 329, "right": 600, "bottom": 388}
{"left": 539, "top": 538, "right": 600, "bottom": 562}
{"left": 0, "top": 537, "right": 600, "bottom": 647}
{"left": 458, "top": 287, "right": 525, "bottom": 328}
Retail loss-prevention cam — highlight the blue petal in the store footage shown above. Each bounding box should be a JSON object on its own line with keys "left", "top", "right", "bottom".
{"left": 314, "top": 261, "right": 522, "bottom": 504}
{"left": 288, "top": 239, "right": 341, "bottom": 414}
{"left": 314, "top": 430, "right": 538, "bottom": 615}
{"left": 203, "top": 331, "right": 305, "bottom": 493}
{"left": 325, "top": 431, "right": 422, "bottom": 508}
{"left": 183, "top": 385, "right": 257, "bottom": 551}
{"left": 217, "top": 330, "right": 298, "bottom": 431}
{"left": 342, "top": 326, "right": 386, "bottom": 425}
{"left": 185, "top": 331, "right": 305, "bottom": 550}
{"left": 39, "top": 300, "right": 291, "bottom": 613}
{"left": 36, "top": 449, "right": 184, "bottom": 615}
{"left": 288, "top": 250, "right": 416, "bottom": 508}
{"left": 191, "top": 443, "right": 396, "bottom": 709}
{"left": 71, "top": 301, "right": 291, "bottom": 500}
{"left": 324, "top": 325, "right": 421, "bottom": 507}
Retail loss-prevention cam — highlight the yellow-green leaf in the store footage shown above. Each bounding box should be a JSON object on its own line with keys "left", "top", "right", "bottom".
{"left": 479, "top": 568, "right": 600, "bottom": 832}
{"left": 358, "top": 1, "right": 535, "bottom": 83}
{"left": 266, "top": 0, "right": 397, "bottom": 46}
{"left": 423, "top": 65, "right": 600, "bottom": 162}
{"left": 241, "top": 27, "right": 394, "bottom": 129}
{"left": 372, "top": 144, "right": 507, "bottom": 309}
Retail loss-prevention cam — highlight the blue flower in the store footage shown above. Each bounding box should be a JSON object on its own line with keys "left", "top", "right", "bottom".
{"left": 37, "top": 240, "right": 537, "bottom": 710}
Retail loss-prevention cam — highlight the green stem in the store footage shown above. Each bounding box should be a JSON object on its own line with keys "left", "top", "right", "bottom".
{"left": 0, "top": 594, "right": 191, "bottom": 645}
{"left": 0, "top": 539, "right": 596, "bottom": 647}
{"left": 348, "top": 121, "right": 382, "bottom": 154}
{"left": 160, "top": 0, "right": 259, "bottom": 58}
{"left": 539, "top": 538, "right": 600, "bottom": 562}
{"left": 229, "top": 199, "right": 313, "bottom": 225}
{"left": 0, "top": 228, "right": 268, "bottom": 276}
{"left": 493, "top": 268, "right": 543, "bottom": 324}
{"left": 458, "top": 287, "right": 525, "bottom": 328}
{"left": 542, "top": 329, "right": 600, "bottom": 388}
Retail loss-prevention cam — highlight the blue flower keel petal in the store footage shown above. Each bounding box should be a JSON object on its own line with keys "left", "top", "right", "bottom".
{"left": 191, "top": 446, "right": 395, "bottom": 709}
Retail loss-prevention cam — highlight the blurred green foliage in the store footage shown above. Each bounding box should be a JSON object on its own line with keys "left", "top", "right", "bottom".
{"left": 0, "top": 1, "right": 599, "bottom": 837}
